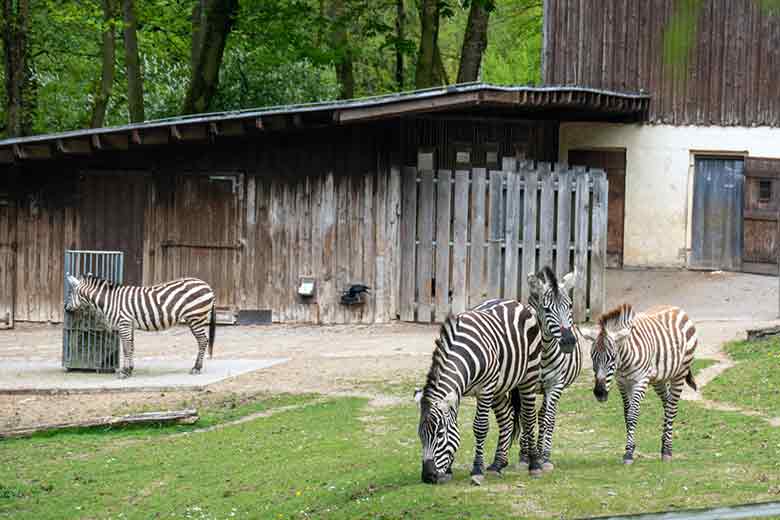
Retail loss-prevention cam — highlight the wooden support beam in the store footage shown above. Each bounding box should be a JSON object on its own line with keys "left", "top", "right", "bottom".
{"left": 254, "top": 117, "right": 264, "bottom": 130}
{"left": 12, "top": 143, "right": 52, "bottom": 160}
{"left": 171, "top": 124, "right": 208, "bottom": 142}
{"left": 57, "top": 138, "right": 92, "bottom": 155}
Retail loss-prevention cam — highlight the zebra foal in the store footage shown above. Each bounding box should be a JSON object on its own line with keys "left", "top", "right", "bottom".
{"left": 414, "top": 301, "right": 543, "bottom": 485}
{"left": 584, "top": 304, "right": 698, "bottom": 464}
{"left": 65, "top": 275, "right": 217, "bottom": 378}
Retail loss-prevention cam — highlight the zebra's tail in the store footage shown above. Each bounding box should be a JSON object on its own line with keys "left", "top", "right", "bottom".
{"left": 208, "top": 304, "right": 216, "bottom": 359}
{"left": 685, "top": 369, "right": 697, "bottom": 391}
{"left": 510, "top": 387, "right": 522, "bottom": 444}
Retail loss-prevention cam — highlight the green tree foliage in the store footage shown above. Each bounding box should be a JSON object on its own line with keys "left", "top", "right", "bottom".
{"left": 0, "top": 0, "right": 544, "bottom": 137}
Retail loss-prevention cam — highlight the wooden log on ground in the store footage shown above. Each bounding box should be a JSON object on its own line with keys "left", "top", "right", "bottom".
{"left": 746, "top": 326, "right": 780, "bottom": 342}
{"left": 0, "top": 409, "right": 199, "bottom": 439}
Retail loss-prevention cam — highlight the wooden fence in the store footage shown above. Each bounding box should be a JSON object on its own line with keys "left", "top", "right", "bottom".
{"left": 399, "top": 158, "right": 608, "bottom": 323}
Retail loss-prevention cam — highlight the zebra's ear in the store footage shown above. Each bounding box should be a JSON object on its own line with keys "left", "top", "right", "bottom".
{"left": 560, "top": 271, "right": 577, "bottom": 292}
{"left": 527, "top": 272, "right": 545, "bottom": 295}
{"left": 66, "top": 275, "right": 80, "bottom": 288}
{"left": 437, "top": 391, "right": 458, "bottom": 412}
{"left": 607, "top": 326, "right": 632, "bottom": 344}
{"left": 414, "top": 388, "right": 423, "bottom": 406}
{"left": 579, "top": 328, "right": 598, "bottom": 343}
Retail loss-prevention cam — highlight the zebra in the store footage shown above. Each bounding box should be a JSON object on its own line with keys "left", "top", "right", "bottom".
{"left": 64, "top": 275, "right": 217, "bottom": 379}
{"left": 414, "top": 301, "right": 543, "bottom": 485}
{"left": 512, "top": 266, "right": 581, "bottom": 473}
{"left": 583, "top": 304, "right": 698, "bottom": 464}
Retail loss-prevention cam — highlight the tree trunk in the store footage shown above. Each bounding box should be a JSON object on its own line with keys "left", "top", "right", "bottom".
{"left": 433, "top": 43, "right": 449, "bottom": 85}
{"left": 121, "top": 0, "right": 145, "bottom": 122}
{"left": 415, "top": 0, "right": 438, "bottom": 89}
{"left": 457, "top": 1, "right": 490, "bottom": 83}
{"left": 91, "top": 0, "right": 117, "bottom": 128}
{"left": 182, "top": 0, "right": 239, "bottom": 114}
{"left": 328, "top": 0, "right": 354, "bottom": 99}
{"left": 2, "top": 0, "right": 33, "bottom": 137}
{"left": 395, "top": 0, "right": 405, "bottom": 90}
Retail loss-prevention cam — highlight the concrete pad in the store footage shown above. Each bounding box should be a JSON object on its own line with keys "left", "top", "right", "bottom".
{"left": 0, "top": 358, "right": 288, "bottom": 394}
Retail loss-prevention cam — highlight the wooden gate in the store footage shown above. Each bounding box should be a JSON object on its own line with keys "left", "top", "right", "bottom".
{"left": 399, "top": 159, "right": 608, "bottom": 323}
{"left": 742, "top": 157, "right": 780, "bottom": 275}
{"left": 0, "top": 202, "right": 15, "bottom": 329}
{"left": 146, "top": 173, "right": 244, "bottom": 314}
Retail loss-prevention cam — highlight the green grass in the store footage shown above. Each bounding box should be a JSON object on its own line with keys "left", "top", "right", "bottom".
{"left": 3, "top": 378, "right": 780, "bottom": 519}
{"left": 705, "top": 338, "right": 780, "bottom": 417}
{"left": 691, "top": 358, "right": 717, "bottom": 376}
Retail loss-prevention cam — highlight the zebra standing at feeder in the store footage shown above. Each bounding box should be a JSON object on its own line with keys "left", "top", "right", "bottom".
{"left": 414, "top": 301, "right": 543, "bottom": 485}
{"left": 509, "top": 267, "right": 582, "bottom": 473}
{"left": 583, "top": 304, "right": 699, "bottom": 465}
{"left": 64, "top": 275, "right": 217, "bottom": 378}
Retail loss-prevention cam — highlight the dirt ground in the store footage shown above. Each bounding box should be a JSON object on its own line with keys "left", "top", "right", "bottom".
{"left": 1, "top": 269, "right": 778, "bottom": 431}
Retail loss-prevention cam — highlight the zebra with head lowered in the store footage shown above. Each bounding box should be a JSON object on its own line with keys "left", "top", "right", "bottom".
{"left": 65, "top": 275, "right": 217, "bottom": 378}
{"left": 414, "top": 301, "right": 543, "bottom": 485}
{"left": 584, "top": 304, "right": 698, "bottom": 465}
{"left": 510, "top": 266, "right": 581, "bottom": 473}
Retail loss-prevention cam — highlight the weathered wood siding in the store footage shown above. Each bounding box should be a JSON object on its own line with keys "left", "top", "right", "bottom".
{"left": 544, "top": 0, "right": 780, "bottom": 126}
{"left": 0, "top": 117, "right": 558, "bottom": 324}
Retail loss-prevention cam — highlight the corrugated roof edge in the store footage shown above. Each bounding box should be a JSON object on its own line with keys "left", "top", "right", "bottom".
{"left": 0, "top": 82, "right": 650, "bottom": 147}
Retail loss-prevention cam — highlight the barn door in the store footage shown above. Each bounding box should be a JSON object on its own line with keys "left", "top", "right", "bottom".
{"left": 568, "top": 149, "right": 626, "bottom": 267}
{"left": 0, "top": 201, "right": 15, "bottom": 329}
{"left": 79, "top": 173, "right": 147, "bottom": 284}
{"left": 742, "top": 158, "right": 780, "bottom": 274}
{"left": 690, "top": 157, "right": 744, "bottom": 271}
{"left": 158, "top": 173, "right": 243, "bottom": 312}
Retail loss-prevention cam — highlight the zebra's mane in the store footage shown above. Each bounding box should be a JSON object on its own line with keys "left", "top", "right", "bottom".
{"left": 423, "top": 316, "right": 457, "bottom": 400}
{"left": 598, "top": 303, "right": 634, "bottom": 330}
{"left": 83, "top": 275, "right": 119, "bottom": 289}
{"left": 540, "top": 266, "right": 559, "bottom": 296}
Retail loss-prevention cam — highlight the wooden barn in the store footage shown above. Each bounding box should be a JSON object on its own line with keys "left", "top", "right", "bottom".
{"left": 546, "top": 0, "right": 780, "bottom": 273}
{"left": 0, "top": 84, "right": 648, "bottom": 326}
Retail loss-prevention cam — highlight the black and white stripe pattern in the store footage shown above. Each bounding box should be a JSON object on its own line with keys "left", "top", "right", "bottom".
{"left": 521, "top": 267, "right": 582, "bottom": 472}
{"left": 65, "top": 275, "right": 216, "bottom": 378}
{"left": 586, "top": 304, "right": 698, "bottom": 464}
{"left": 415, "top": 301, "right": 543, "bottom": 484}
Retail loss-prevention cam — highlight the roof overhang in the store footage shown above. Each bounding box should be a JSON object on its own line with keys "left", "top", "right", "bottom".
{"left": 0, "top": 83, "right": 649, "bottom": 165}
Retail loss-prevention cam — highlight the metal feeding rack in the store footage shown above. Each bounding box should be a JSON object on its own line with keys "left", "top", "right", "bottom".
{"left": 62, "top": 250, "right": 124, "bottom": 372}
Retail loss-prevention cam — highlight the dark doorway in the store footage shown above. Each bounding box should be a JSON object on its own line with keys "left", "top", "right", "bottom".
{"left": 568, "top": 149, "right": 626, "bottom": 267}
{"left": 690, "top": 157, "right": 744, "bottom": 271}
{"left": 79, "top": 173, "right": 147, "bottom": 285}
{"left": 742, "top": 158, "right": 780, "bottom": 274}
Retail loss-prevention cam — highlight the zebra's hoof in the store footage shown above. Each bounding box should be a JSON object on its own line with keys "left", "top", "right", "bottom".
{"left": 117, "top": 370, "right": 131, "bottom": 379}
{"left": 470, "top": 474, "right": 484, "bottom": 486}
{"left": 661, "top": 453, "right": 673, "bottom": 462}
{"left": 190, "top": 367, "right": 202, "bottom": 375}
{"left": 529, "top": 468, "right": 543, "bottom": 479}
{"left": 517, "top": 456, "right": 529, "bottom": 470}
{"left": 542, "top": 461, "right": 555, "bottom": 472}
{"left": 622, "top": 457, "right": 634, "bottom": 465}
{"left": 486, "top": 466, "right": 504, "bottom": 478}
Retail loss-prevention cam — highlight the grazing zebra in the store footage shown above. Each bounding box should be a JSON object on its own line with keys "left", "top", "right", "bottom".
{"left": 65, "top": 275, "right": 216, "bottom": 379}
{"left": 584, "top": 304, "right": 698, "bottom": 464}
{"left": 414, "top": 301, "right": 543, "bottom": 485}
{"left": 513, "top": 267, "right": 581, "bottom": 473}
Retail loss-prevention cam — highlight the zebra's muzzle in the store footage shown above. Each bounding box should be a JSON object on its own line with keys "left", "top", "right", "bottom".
{"left": 421, "top": 460, "right": 451, "bottom": 484}
{"left": 593, "top": 383, "right": 609, "bottom": 402}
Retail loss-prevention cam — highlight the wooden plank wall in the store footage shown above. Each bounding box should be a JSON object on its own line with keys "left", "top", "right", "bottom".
{"left": 544, "top": 0, "right": 780, "bottom": 126}
{"left": 0, "top": 202, "right": 16, "bottom": 328}
{"left": 399, "top": 162, "right": 608, "bottom": 323}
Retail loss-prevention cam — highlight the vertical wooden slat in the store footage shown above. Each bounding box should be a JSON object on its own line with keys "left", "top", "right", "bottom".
{"left": 451, "top": 170, "right": 469, "bottom": 314}
{"left": 434, "top": 170, "right": 452, "bottom": 322}
{"left": 556, "top": 168, "right": 573, "bottom": 278}
{"left": 388, "top": 159, "right": 402, "bottom": 320}
{"left": 399, "top": 166, "right": 417, "bottom": 322}
{"left": 416, "top": 170, "right": 435, "bottom": 322}
{"left": 520, "top": 162, "right": 538, "bottom": 301}
{"left": 374, "top": 158, "right": 389, "bottom": 323}
{"left": 486, "top": 170, "right": 504, "bottom": 298}
{"left": 504, "top": 169, "right": 521, "bottom": 300}
{"left": 362, "top": 171, "right": 375, "bottom": 324}
{"left": 320, "top": 171, "right": 336, "bottom": 324}
{"left": 590, "top": 168, "right": 609, "bottom": 319}
{"left": 573, "top": 167, "right": 590, "bottom": 321}
{"left": 469, "top": 168, "right": 487, "bottom": 306}
{"left": 538, "top": 163, "right": 555, "bottom": 270}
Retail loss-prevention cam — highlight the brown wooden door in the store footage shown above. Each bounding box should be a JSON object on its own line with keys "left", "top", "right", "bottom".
{"left": 743, "top": 158, "right": 780, "bottom": 274}
{"left": 0, "top": 202, "right": 15, "bottom": 328}
{"left": 568, "top": 149, "right": 626, "bottom": 267}
{"left": 157, "top": 174, "right": 243, "bottom": 309}
{"left": 79, "top": 173, "right": 147, "bottom": 284}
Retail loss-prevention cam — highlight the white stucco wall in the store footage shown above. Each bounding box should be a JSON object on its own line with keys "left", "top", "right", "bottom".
{"left": 559, "top": 123, "right": 780, "bottom": 268}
